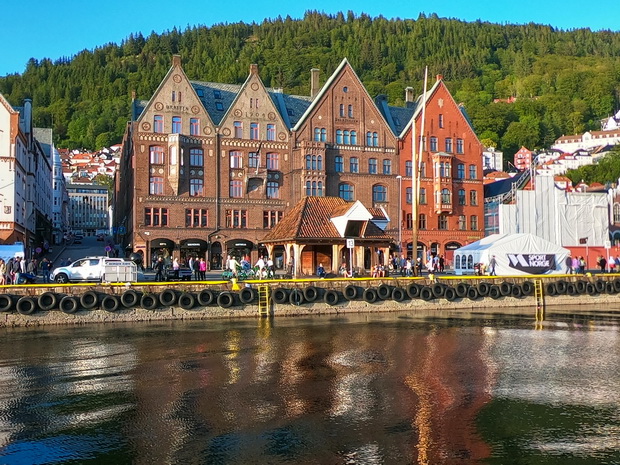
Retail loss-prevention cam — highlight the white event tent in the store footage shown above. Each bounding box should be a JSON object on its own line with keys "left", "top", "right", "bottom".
{"left": 454, "top": 233, "right": 570, "bottom": 275}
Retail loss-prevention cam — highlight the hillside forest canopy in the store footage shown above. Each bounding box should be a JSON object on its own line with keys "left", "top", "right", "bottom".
{"left": 1, "top": 11, "right": 620, "bottom": 183}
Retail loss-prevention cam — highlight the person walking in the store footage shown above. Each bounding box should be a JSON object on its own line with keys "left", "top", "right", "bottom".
{"left": 0, "top": 259, "right": 6, "bottom": 285}
{"left": 488, "top": 255, "right": 498, "bottom": 276}
{"left": 154, "top": 257, "right": 165, "bottom": 282}
{"left": 199, "top": 258, "right": 207, "bottom": 280}
{"left": 192, "top": 257, "right": 200, "bottom": 280}
{"left": 12, "top": 257, "right": 22, "bottom": 284}
{"left": 172, "top": 257, "right": 180, "bottom": 279}
{"left": 599, "top": 255, "right": 607, "bottom": 272}
{"left": 40, "top": 257, "right": 52, "bottom": 283}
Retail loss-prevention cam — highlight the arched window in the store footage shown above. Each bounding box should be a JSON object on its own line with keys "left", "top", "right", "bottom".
{"left": 336, "top": 130, "right": 343, "bottom": 144}
{"left": 317, "top": 155, "right": 323, "bottom": 170}
{"left": 314, "top": 128, "right": 320, "bottom": 141}
{"left": 317, "top": 181, "right": 323, "bottom": 196}
{"left": 455, "top": 255, "right": 461, "bottom": 269}
{"left": 373, "top": 132, "right": 378, "bottom": 146}
{"left": 305, "top": 181, "right": 311, "bottom": 196}
{"left": 339, "top": 183, "right": 354, "bottom": 201}
{"left": 343, "top": 130, "right": 350, "bottom": 145}
{"left": 305, "top": 155, "right": 312, "bottom": 170}
{"left": 373, "top": 185, "right": 387, "bottom": 203}
{"left": 350, "top": 131, "right": 357, "bottom": 145}
{"left": 320, "top": 128, "right": 326, "bottom": 141}
{"left": 467, "top": 255, "right": 474, "bottom": 269}
{"left": 366, "top": 131, "right": 372, "bottom": 146}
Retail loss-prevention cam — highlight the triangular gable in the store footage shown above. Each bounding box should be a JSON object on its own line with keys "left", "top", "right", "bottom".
{"left": 292, "top": 58, "right": 395, "bottom": 137}
{"left": 331, "top": 200, "right": 373, "bottom": 237}
{"left": 136, "top": 56, "right": 216, "bottom": 134}
{"left": 219, "top": 64, "right": 290, "bottom": 142}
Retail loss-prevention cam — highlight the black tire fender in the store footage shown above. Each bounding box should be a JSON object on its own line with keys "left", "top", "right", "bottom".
{"left": 555, "top": 280, "right": 568, "bottom": 294}
{"left": 489, "top": 285, "right": 501, "bottom": 299}
{"left": 467, "top": 286, "right": 480, "bottom": 300}
{"left": 324, "top": 289, "right": 339, "bottom": 306}
{"left": 363, "top": 288, "right": 378, "bottom": 303}
{"left": 217, "top": 292, "right": 235, "bottom": 308}
{"left": 575, "top": 280, "right": 587, "bottom": 294}
{"left": 272, "top": 288, "right": 289, "bottom": 304}
{"left": 16, "top": 297, "right": 37, "bottom": 315}
{"left": 59, "top": 296, "right": 79, "bottom": 314}
{"left": 303, "top": 286, "right": 319, "bottom": 302}
{"left": 197, "top": 289, "right": 215, "bottom": 306}
{"left": 406, "top": 283, "right": 421, "bottom": 299}
{"left": 344, "top": 285, "right": 358, "bottom": 300}
{"left": 239, "top": 287, "right": 257, "bottom": 304}
{"left": 0, "top": 294, "right": 14, "bottom": 312}
{"left": 477, "top": 282, "right": 491, "bottom": 296}
{"left": 521, "top": 281, "right": 534, "bottom": 295}
{"left": 614, "top": 278, "right": 620, "bottom": 293}
{"left": 594, "top": 279, "right": 606, "bottom": 293}
{"left": 289, "top": 289, "right": 305, "bottom": 306}
{"left": 159, "top": 289, "right": 178, "bottom": 307}
{"left": 605, "top": 281, "right": 615, "bottom": 294}
{"left": 455, "top": 282, "right": 469, "bottom": 297}
{"left": 140, "top": 293, "right": 159, "bottom": 310}
{"left": 101, "top": 295, "right": 120, "bottom": 312}
{"left": 392, "top": 287, "right": 407, "bottom": 302}
{"left": 545, "top": 282, "right": 557, "bottom": 296}
{"left": 80, "top": 291, "right": 99, "bottom": 309}
{"left": 499, "top": 282, "right": 512, "bottom": 296}
{"left": 586, "top": 283, "right": 597, "bottom": 296}
{"left": 420, "top": 286, "right": 434, "bottom": 301}
{"left": 431, "top": 283, "right": 445, "bottom": 298}
{"left": 38, "top": 292, "right": 58, "bottom": 311}
{"left": 377, "top": 284, "right": 392, "bottom": 300}
{"left": 511, "top": 285, "right": 523, "bottom": 298}
{"left": 566, "top": 283, "right": 578, "bottom": 296}
{"left": 444, "top": 287, "right": 457, "bottom": 301}
{"left": 120, "top": 290, "right": 141, "bottom": 308}
{"left": 178, "top": 292, "right": 196, "bottom": 310}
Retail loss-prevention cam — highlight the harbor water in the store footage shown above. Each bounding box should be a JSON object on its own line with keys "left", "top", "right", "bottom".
{"left": 0, "top": 309, "right": 618, "bottom": 464}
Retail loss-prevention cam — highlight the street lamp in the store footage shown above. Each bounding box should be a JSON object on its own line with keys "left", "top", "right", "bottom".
{"left": 396, "top": 175, "right": 402, "bottom": 253}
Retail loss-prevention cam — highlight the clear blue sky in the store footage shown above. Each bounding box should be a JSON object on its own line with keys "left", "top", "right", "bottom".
{"left": 2, "top": 1, "right": 619, "bottom": 76}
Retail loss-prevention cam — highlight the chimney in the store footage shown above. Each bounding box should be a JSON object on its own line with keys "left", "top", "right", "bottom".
{"left": 131, "top": 90, "right": 136, "bottom": 100}
{"left": 436, "top": 74, "right": 443, "bottom": 82}
{"left": 310, "top": 68, "right": 320, "bottom": 98}
{"left": 250, "top": 64, "right": 258, "bottom": 75}
{"left": 405, "top": 87, "right": 414, "bottom": 103}
{"left": 172, "top": 54, "right": 181, "bottom": 67}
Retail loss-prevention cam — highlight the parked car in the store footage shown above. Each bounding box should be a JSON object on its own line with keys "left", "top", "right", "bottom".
{"left": 52, "top": 256, "right": 128, "bottom": 283}
{"left": 166, "top": 266, "right": 193, "bottom": 281}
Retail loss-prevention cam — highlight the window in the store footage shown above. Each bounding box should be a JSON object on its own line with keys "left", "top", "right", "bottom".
{"left": 339, "top": 104, "right": 345, "bottom": 117}
{"left": 305, "top": 181, "right": 323, "bottom": 196}
{"left": 185, "top": 208, "right": 208, "bottom": 227}
{"left": 230, "top": 151, "right": 243, "bottom": 168}
{"left": 320, "top": 128, "right": 327, "bottom": 142}
{"left": 471, "top": 215, "right": 478, "bottom": 231}
{"left": 305, "top": 155, "right": 312, "bottom": 170}
{"left": 383, "top": 159, "right": 391, "bottom": 175}
{"left": 457, "top": 163, "right": 465, "bottom": 179}
{"left": 420, "top": 162, "right": 426, "bottom": 177}
{"left": 250, "top": 123, "right": 259, "bottom": 140}
{"left": 248, "top": 152, "right": 259, "bottom": 168}
{"left": 351, "top": 130, "right": 357, "bottom": 145}
{"left": 266, "top": 153, "right": 279, "bottom": 170}
{"left": 335, "top": 156, "right": 343, "bottom": 172}
{"left": 213, "top": 89, "right": 221, "bottom": 99}
{"left": 267, "top": 124, "right": 275, "bottom": 141}
{"left": 614, "top": 203, "right": 620, "bottom": 223}
{"left": 366, "top": 132, "right": 372, "bottom": 146}
{"left": 172, "top": 116, "right": 181, "bottom": 134}
{"left": 350, "top": 157, "right": 359, "bottom": 173}
{"left": 348, "top": 105, "right": 353, "bottom": 118}
{"left": 439, "top": 114, "right": 444, "bottom": 128}
{"left": 233, "top": 121, "right": 242, "bottom": 138}
{"left": 430, "top": 137, "right": 438, "bottom": 152}
{"left": 266, "top": 181, "right": 280, "bottom": 199}
{"left": 215, "top": 102, "right": 224, "bottom": 111}
{"left": 441, "top": 188, "right": 451, "bottom": 204}
{"left": 458, "top": 215, "right": 466, "bottom": 230}
{"left": 406, "top": 187, "right": 412, "bottom": 204}
{"left": 190, "top": 118, "right": 199, "bottom": 136}
{"left": 336, "top": 130, "right": 343, "bottom": 144}
{"left": 149, "top": 177, "right": 164, "bottom": 195}
{"left": 438, "top": 162, "right": 451, "bottom": 177}
{"left": 189, "top": 148, "right": 203, "bottom": 166}
{"left": 314, "top": 128, "right": 321, "bottom": 142}
{"left": 339, "top": 183, "right": 354, "bottom": 201}
{"left": 263, "top": 210, "right": 283, "bottom": 228}
{"left": 458, "top": 189, "right": 466, "bottom": 205}
{"left": 445, "top": 137, "right": 453, "bottom": 153}
{"left": 369, "top": 158, "right": 377, "bottom": 174}
{"left": 439, "top": 214, "right": 448, "bottom": 230}
{"left": 405, "top": 160, "right": 412, "bottom": 177}
{"left": 373, "top": 132, "right": 378, "bottom": 147}
{"left": 317, "top": 155, "right": 323, "bottom": 170}
{"left": 149, "top": 146, "right": 164, "bottom": 164}
{"left": 373, "top": 185, "right": 387, "bottom": 203}
{"left": 144, "top": 207, "right": 168, "bottom": 226}
{"left": 419, "top": 214, "right": 426, "bottom": 230}
{"left": 456, "top": 138, "right": 464, "bottom": 154}
{"left": 230, "top": 180, "right": 243, "bottom": 198}
{"left": 226, "top": 209, "right": 247, "bottom": 228}
{"left": 154, "top": 115, "right": 163, "bottom": 133}
{"left": 343, "top": 130, "right": 350, "bottom": 145}
{"left": 250, "top": 98, "right": 259, "bottom": 108}
{"left": 469, "top": 164, "right": 477, "bottom": 180}
{"left": 420, "top": 188, "right": 427, "bottom": 204}
{"left": 470, "top": 190, "right": 478, "bottom": 206}
{"left": 190, "top": 178, "right": 203, "bottom": 196}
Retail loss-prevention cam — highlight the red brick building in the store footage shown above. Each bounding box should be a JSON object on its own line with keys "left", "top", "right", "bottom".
{"left": 116, "top": 57, "right": 484, "bottom": 271}
{"left": 397, "top": 75, "right": 485, "bottom": 264}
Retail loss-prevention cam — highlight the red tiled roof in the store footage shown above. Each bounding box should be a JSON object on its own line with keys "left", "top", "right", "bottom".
{"left": 262, "top": 196, "right": 392, "bottom": 243}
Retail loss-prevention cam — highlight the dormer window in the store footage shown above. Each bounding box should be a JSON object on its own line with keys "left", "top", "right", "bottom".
{"left": 213, "top": 90, "right": 221, "bottom": 99}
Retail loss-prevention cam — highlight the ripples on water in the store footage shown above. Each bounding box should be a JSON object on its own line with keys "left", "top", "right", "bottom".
{"left": 0, "top": 310, "right": 618, "bottom": 464}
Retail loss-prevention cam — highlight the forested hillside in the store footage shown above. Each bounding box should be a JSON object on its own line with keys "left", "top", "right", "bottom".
{"left": 1, "top": 11, "right": 620, "bottom": 157}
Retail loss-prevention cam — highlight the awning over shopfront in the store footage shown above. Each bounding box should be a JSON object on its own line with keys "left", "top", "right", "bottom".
{"left": 150, "top": 238, "right": 175, "bottom": 249}
{"left": 225, "top": 239, "right": 254, "bottom": 250}
{"left": 180, "top": 239, "right": 209, "bottom": 249}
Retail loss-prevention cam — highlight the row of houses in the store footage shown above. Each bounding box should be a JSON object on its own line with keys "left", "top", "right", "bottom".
{"left": 114, "top": 56, "right": 486, "bottom": 274}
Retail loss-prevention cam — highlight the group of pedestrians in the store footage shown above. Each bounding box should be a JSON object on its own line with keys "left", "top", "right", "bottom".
{"left": 0, "top": 256, "right": 54, "bottom": 284}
